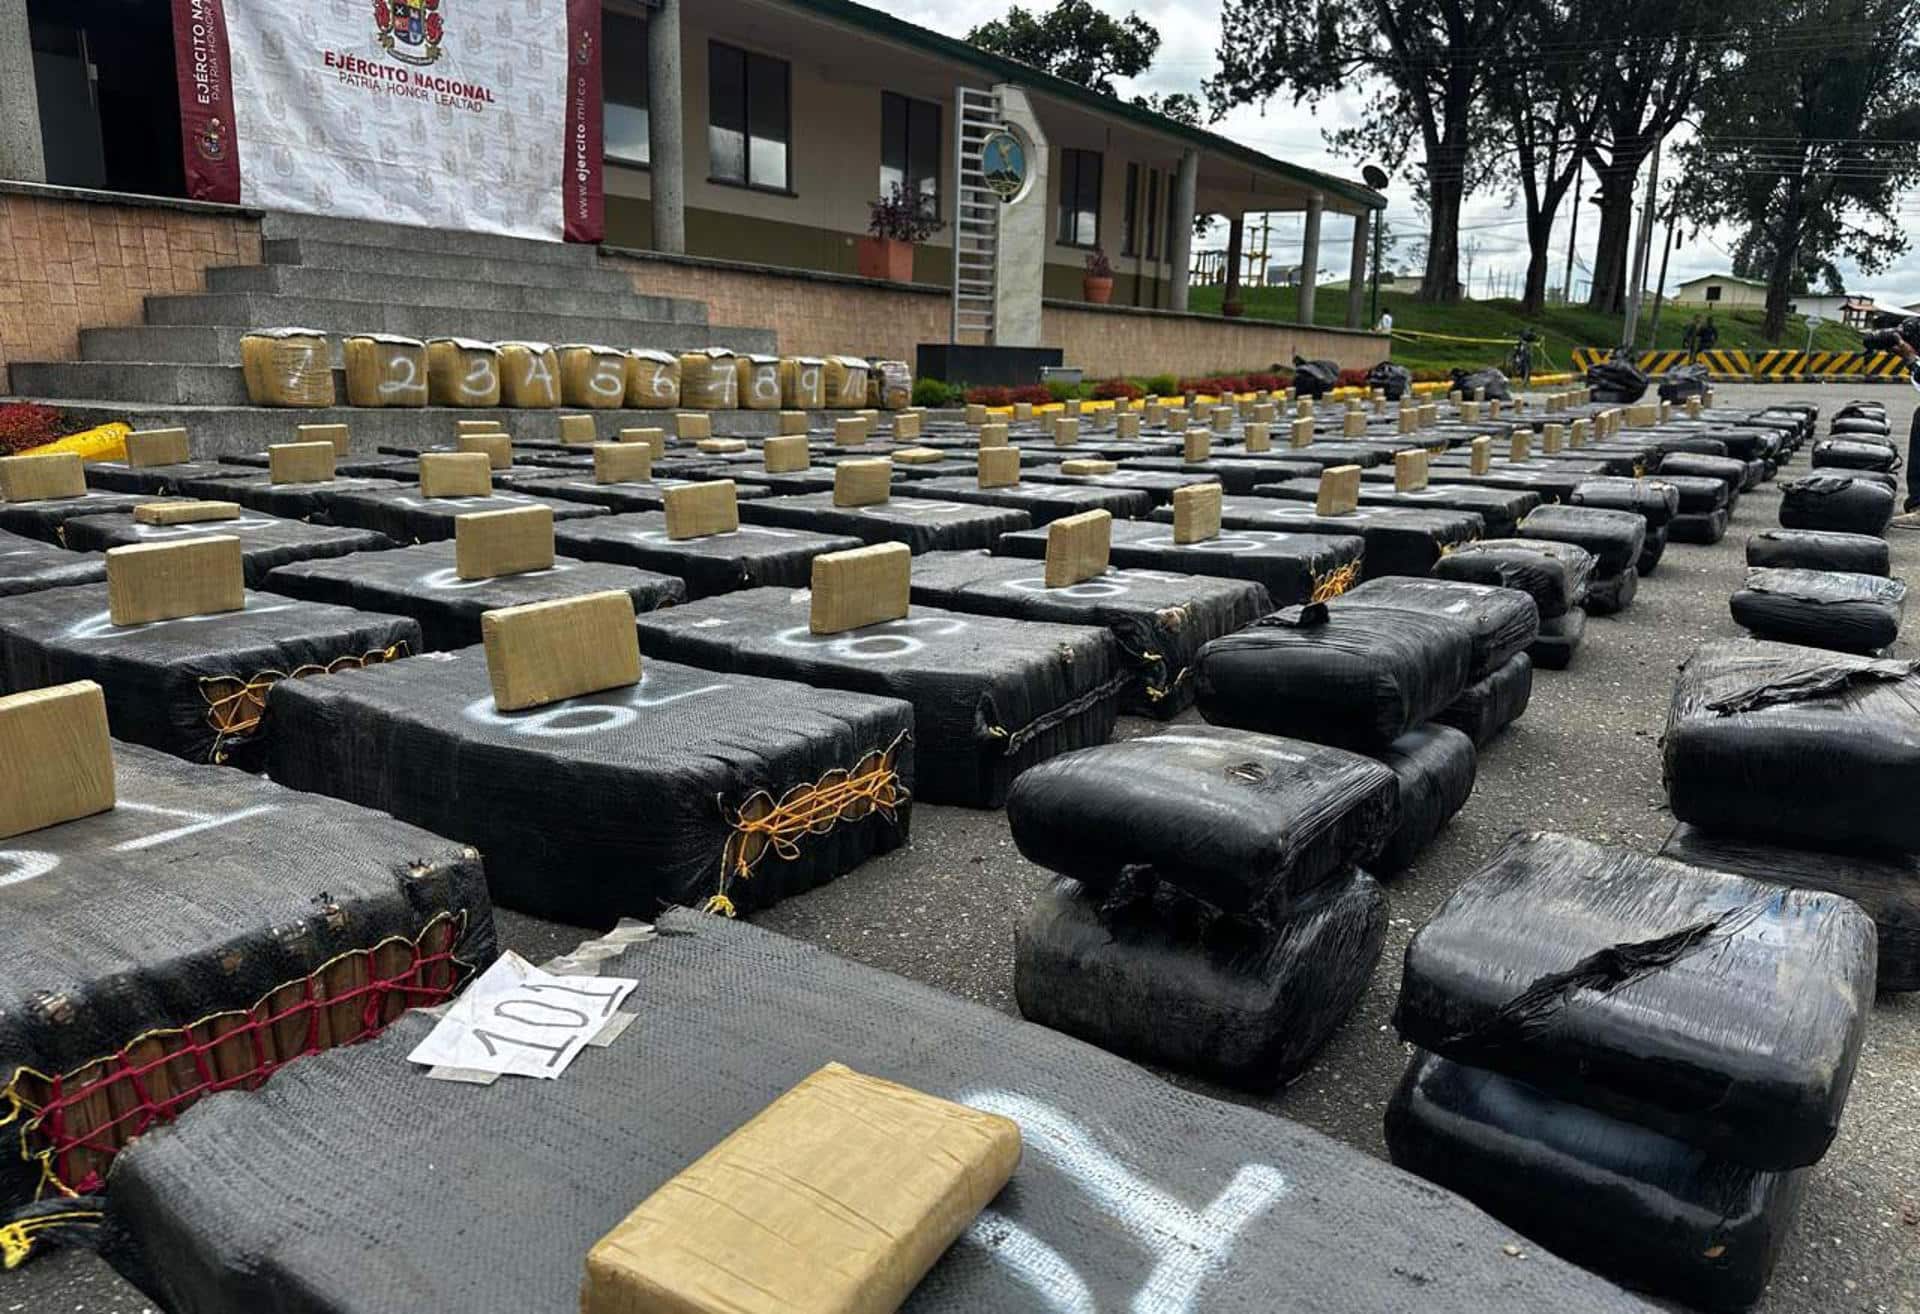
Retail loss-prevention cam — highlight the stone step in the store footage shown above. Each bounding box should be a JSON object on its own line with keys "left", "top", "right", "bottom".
{"left": 7, "top": 399, "right": 788, "bottom": 458}
{"left": 76, "top": 321, "right": 758, "bottom": 367}
{"left": 203, "top": 264, "right": 706, "bottom": 324}
{"left": 257, "top": 210, "right": 601, "bottom": 268}
{"left": 261, "top": 237, "right": 658, "bottom": 296}
{"left": 137, "top": 293, "right": 776, "bottom": 352}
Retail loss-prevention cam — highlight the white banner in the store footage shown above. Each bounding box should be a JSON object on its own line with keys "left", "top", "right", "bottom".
{"left": 176, "top": 0, "right": 603, "bottom": 241}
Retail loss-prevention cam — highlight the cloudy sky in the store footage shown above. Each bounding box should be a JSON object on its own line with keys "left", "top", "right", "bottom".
{"left": 894, "top": 0, "right": 1920, "bottom": 313}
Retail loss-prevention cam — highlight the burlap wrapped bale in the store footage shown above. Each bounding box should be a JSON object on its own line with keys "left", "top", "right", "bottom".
{"left": 342, "top": 334, "right": 429, "bottom": 407}
{"left": 239, "top": 329, "right": 334, "bottom": 407}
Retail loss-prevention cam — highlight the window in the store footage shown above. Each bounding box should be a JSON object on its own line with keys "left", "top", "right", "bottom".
{"left": 603, "top": 13, "right": 649, "bottom": 166}
{"left": 1121, "top": 162, "right": 1140, "bottom": 255}
{"left": 709, "top": 42, "right": 790, "bottom": 192}
{"left": 1056, "top": 148, "right": 1102, "bottom": 247}
{"left": 1705, "top": 285, "right": 1722, "bottom": 302}
{"left": 880, "top": 92, "right": 941, "bottom": 218}
{"left": 1165, "top": 177, "right": 1177, "bottom": 260}
{"left": 1144, "top": 169, "right": 1160, "bottom": 258}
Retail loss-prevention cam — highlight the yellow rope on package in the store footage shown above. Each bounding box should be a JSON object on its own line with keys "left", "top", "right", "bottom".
{"left": 1, "top": 1211, "right": 103, "bottom": 1270}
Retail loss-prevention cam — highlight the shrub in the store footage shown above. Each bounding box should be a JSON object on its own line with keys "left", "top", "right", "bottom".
{"left": 1011, "top": 384, "right": 1054, "bottom": 405}
{"left": 964, "top": 385, "right": 1012, "bottom": 407}
{"left": 1045, "top": 379, "right": 1079, "bottom": 403}
{"left": 1092, "top": 378, "right": 1143, "bottom": 401}
{"left": 1141, "top": 373, "right": 1179, "bottom": 397}
{"left": 1246, "top": 372, "right": 1288, "bottom": 392}
{"left": 867, "top": 183, "right": 943, "bottom": 243}
{"left": 1337, "top": 367, "right": 1371, "bottom": 389}
{"left": 912, "top": 377, "right": 956, "bottom": 408}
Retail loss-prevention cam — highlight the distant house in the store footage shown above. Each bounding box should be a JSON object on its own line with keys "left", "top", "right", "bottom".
{"left": 1672, "top": 273, "right": 1769, "bottom": 309}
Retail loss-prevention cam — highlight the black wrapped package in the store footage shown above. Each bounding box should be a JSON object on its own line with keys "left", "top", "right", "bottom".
{"left": 1395, "top": 831, "right": 1876, "bottom": 1169}
{"left": 263, "top": 542, "right": 683, "bottom": 652}
{"left": 994, "top": 518, "right": 1365, "bottom": 606}
{"left": 1729, "top": 568, "right": 1905, "bottom": 654}
{"left": 1195, "top": 604, "right": 1475, "bottom": 752}
{"left": 1021, "top": 466, "right": 1223, "bottom": 507}
{"left": 634, "top": 588, "right": 1124, "bottom": 807}
{"left": 1333, "top": 575, "right": 1540, "bottom": 680}
{"left": 1668, "top": 507, "right": 1731, "bottom": 544}
{"left": 0, "top": 587, "right": 419, "bottom": 768}
{"left": 1368, "top": 360, "right": 1413, "bottom": 400}
{"left": 1431, "top": 539, "right": 1594, "bottom": 619}
{"left": 1423, "top": 463, "right": 1589, "bottom": 503}
{"left": 506, "top": 474, "right": 775, "bottom": 513}
{"left": 1780, "top": 475, "right": 1896, "bottom": 536}
{"left": 1665, "top": 639, "right": 1920, "bottom": 852}
{"left": 1291, "top": 356, "right": 1341, "bottom": 396}
{"left": 1637, "top": 523, "right": 1668, "bottom": 574}
{"left": 906, "top": 551, "right": 1270, "bottom": 717}
{"left": 1813, "top": 438, "right": 1899, "bottom": 474}
{"left": 555, "top": 512, "right": 862, "bottom": 599}
{"left": 1747, "top": 529, "right": 1889, "bottom": 577}
{"left": 1585, "top": 567, "right": 1638, "bottom": 615}
{"left": 0, "top": 490, "right": 151, "bottom": 544}
{"left": 1659, "top": 823, "right": 1920, "bottom": 992}
{"left": 1637, "top": 472, "right": 1729, "bottom": 515}
{"left": 1385, "top": 1050, "right": 1806, "bottom": 1313}
{"left": 61, "top": 509, "right": 392, "bottom": 587}
{"left": 100, "top": 912, "right": 1657, "bottom": 1314}
{"left": 736, "top": 491, "right": 1029, "bottom": 553}
{"left": 1656, "top": 362, "right": 1711, "bottom": 402}
{"left": 1809, "top": 466, "right": 1896, "bottom": 492}
{"left": 1530, "top": 605, "right": 1586, "bottom": 669}
{"left": 1150, "top": 497, "right": 1484, "bottom": 580}
{"left": 1656, "top": 452, "right": 1746, "bottom": 503}
{"left": 1252, "top": 478, "right": 1537, "bottom": 537}
{"left": 170, "top": 473, "right": 404, "bottom": 524}
{"left": 1435, "top": 652, "right": 1533, "bottom": 746}
{"left": 1015, "top": 870, "right": 1386, "bottom": 1088}
{"left": 266, "top": 650, "right": 912, "bottom": 923}
{"left": 84, "top": 460, "right": 235, "bottom": 496}
{"left": 1586, "top": 357, "right": 1650, "bottom": 402}
{"left": 0, "top": 528, "right": 104, "bottom": 596}
{"left": 1370, "top": 723, "right": 1476, "bottom": 873}
{"left": 1005, "top": 727, "right": 1396, "bottom": 914}
{"left": 1516, "top": 504, "right": 1646, "bottom": 579}
{"left": 876, "top": 475, "right": 1152, "bottom": 527}
{"left": 312, "top": 488, "right": 608, "bottom": 544}
{"left": 1450, "top": 367, "right": 1511, "bottom": 401}
{"left": 1828, "top": 416, "right": 1891, "bottom": 439}
{"left": 0, "top": 741, "right": 494, "bottom": 1210}
{"left": 1117, "top": 456, "right": 1322, "bottom": 494}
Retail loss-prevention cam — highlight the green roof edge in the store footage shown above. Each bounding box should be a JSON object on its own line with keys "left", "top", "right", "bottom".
{"left": 783, "top": 0, "right": 1387, "bottom": 212}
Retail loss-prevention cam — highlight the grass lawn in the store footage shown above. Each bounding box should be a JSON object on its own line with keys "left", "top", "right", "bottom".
{"left": 1188, "top": 284, "right": 1865, "bottom": 376}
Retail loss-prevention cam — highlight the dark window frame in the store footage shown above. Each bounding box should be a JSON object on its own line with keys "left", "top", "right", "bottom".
{"left": 1121, "top": 161, "right": 1140, "bottom": 256}
{"left": 1144, "top": 168, "right": 1161, "bottom": 259}
{"left": 602, "top": 10, "right": 651, "bottom": 169}
{"left": 880, "top": 90, "right": 942, "bottom": 222}
{"left": 1705, "top": 285, "right": 1722, "bottom": 302}
{"left": 1056, "top": 147, "right": 1103, "bottom": 250}
{"left": 708, "top": 40, "right": 795, "bottom": 196}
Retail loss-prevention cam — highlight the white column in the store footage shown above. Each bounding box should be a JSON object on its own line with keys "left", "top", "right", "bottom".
{"left": 1346, "top": 210, "right": 1369, "bottom": 329}
{"left": 992, "top": 86, "right": 1048, "bottom": 347}
{"left": 1169, "top": 149, "right": 1199, "bottom": 312}
{"left": 1298, "top": 192, "right": 1323, "bottom": 325}
{"left": 0, "top": 0, "right": 46, "bottom": 183}
{"left": 646, "top": 0, "right": 686, "bottom": 254}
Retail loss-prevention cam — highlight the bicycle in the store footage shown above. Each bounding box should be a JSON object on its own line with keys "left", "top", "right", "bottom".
{"left": 1507, "top": 331, "right": 1539, "bottom": 388}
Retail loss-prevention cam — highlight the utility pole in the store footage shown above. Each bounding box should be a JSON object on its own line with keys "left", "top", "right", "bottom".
{"left": 1647, "top": 205, "right": 1677, "bottom": 347}
{"left": 1562, "top": 167, "right": 1582, "bottom": 304}
{"left": 1622, "top": 136, "right": 1662, "bottom": 350}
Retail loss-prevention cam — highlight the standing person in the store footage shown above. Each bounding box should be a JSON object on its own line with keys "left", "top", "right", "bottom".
{"left": 1699, "top": 316, "right": 1720, "bottom": 356}
{"left": 1377, "top": 309, "right": 1394, "bottom": 334}
{"left": 1682, "top": 317, "right": 1700, "bottom": 363}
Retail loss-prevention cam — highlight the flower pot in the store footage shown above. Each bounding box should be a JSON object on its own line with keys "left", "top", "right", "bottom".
{"left": 1082, "top": 276, "right": 1114, "bottom": 305}
{"left": 857, "top": 236, "right": 915, "bottom": 283}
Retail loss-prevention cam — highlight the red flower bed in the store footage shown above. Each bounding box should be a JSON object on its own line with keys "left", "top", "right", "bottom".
{"left": 1092, "top": 379, "right": 1143, "bottom": 401}
{"left": 0, "top": 403, "right": 71, "bottom": 456}
{"left": 963, "top": 384, "right": 1052, "bottom": 406}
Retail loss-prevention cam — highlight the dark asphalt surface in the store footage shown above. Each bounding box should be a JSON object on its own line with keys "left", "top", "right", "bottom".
{"left": 14, "top": 383, "right": 1919, "bottom": 1313}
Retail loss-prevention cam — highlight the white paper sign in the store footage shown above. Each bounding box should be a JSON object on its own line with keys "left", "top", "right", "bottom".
{"left": 408, "top": 951, "right": 636, "bottom": 1079}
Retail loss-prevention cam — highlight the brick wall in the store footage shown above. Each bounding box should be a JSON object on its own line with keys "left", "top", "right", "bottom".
{"left": 607, "top": 248, "right": 1388, "bottom": 378}
{"left": 0, "top": 187, "right": 261, "bottom": 392}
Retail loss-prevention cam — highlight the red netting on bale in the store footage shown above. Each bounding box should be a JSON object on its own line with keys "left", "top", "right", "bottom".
{"left": 2, "top": 912, "right": 470, "bottom": 1199}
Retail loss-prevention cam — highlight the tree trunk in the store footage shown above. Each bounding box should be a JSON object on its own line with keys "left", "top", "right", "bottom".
{"left": 1521, "top": 221, "right": 1552, "bottom": 314}
{"left": 1420, "top": 141, "right": 1467, "bottom": 304}
{"left": 1584, "top": 155, "right": 1640, "bottom": 315}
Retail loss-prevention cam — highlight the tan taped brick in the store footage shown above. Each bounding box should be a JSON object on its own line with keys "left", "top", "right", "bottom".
{"left": 457, "top": 418, "right": 506, "bottom": 434}
{"left": 268, "top": 442, "right": 335, "bottom": 485}
{"left": 456, "top": 505, "right": 555, "bottom": 580}
{"left": 1343, "top": 410, "right": 1367, "bottom": 437}
{"left": 675, "top": 412, "right": 714, "bottom": 441}
{"left": 558, "top": 413, "right": 599, "bottom": 446}
{"left": 457, "top": 432, "right": 513, "bottom": 470}
{"left": 965, "top": 403, "right": 988, "bottom": 427}
{"left": 834, "top": 459, "right": 892, "bottom": 508}
{"left": 1509, "top": 431, "right": 1533, "bottom": 463}
{"left": 834, "top": 417, "right": 870, "bottom": 447}
{"left": 419, "top": 451, "right": 492, "bottom": 498}
{"left": 893, "top": 447, "right": 944, "bottom": 465}
{"left": 778, "top": 411, "right": 809, "bottom": 436}
{"left": 1316, "top": 465, "right": 1362, "bottom": 516}
{"left": 1394, "top": 449, "right": 1429, "bottom": 492}
{"left": 978, "top": 423, "right": 1010, "bottom": 449}
{"left": 482, "top": 591, "right": 641, "bottom": 712}
{"left": 893, "top": 411, "right": 923, "bottom": 440}
{"left": 1296, "top": 398, "right": 1315, "bottom": 418}
{"left": 978, "top": 447, "right": 1021, "bottom": 488}
{"left": 1183, "top": 431, "right": 1212, "bottom": 463}
{"left": 1290, "top": 416, "right": 1315, "bottom": 448}
{"left": 1044, "top": 510, "right": 1111, "bottom": 588}
{"left": 1542, "top": 423, "right": 1564, "bottom": 454}
{"left": 1114, "top": 411, "right": 1141, "bottom": 440}
{"left": 1243, "top": 421, "right": 1271, "bottom": 452}
{"left": 1172, "top": 483, "right": 1221, "bottom": 544}
{"left": 809, "top": 543, "right": 910, "bottom": 635}
{"left": 1570, "top": 418, "right": 1591, "bottom": 447}
{"left": 1470, "top": 435, "right": 1493, "bottom": 475}
{"left": 296, "top": 423, "right": 352, "bottom": 457}
{"left": 594, "top": 443, "right": 654, "bottom": 484}
{"left": 1052, "top": 416, "right": 1081, "bottom": 447}
{"left": 1012, "top": 401, "right": 1034, "bottom": 422}
{"left": 0, "top": 682, "right": 115, "bottom": 841}
{"left": 619, "top": 428, "right": 666, "bottom": 458}
{"left": 1397, "top": 407, "right": 1418, "bottom": 435}
{"left": 697, "top": 438, "right": 748, "bottom": 455}
{"left": 763, "top": 435, "right": 810, "bottom": 474}
{"left": 663, "top": 481, "right": 739, "bottom": 540}
{"left": 106, "top": 536, "right": 243, "bottom": 626}
{"left": 1165, "top": 408, "right": 1189, "bottom": 433}
{"left": 1059, "top": 458, "right": 1116, "bottom": 475}
{"left": 124, "top": 427, "right": 190, "bottom": 468}
{"left": 0, "top": 453, "right": 85, "bottom": 502}
{"left": 132, "top": 500, "right": 240, "bottom": 526}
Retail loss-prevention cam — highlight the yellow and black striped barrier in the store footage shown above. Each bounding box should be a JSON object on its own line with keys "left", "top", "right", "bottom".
{"left": 1570, "top": 347, "right": 1906, "bottom": 382}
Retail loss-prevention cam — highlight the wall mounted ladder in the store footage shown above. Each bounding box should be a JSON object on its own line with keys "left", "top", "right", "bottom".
{"left": 951, "top": 87, "right": 1003, "bottom": 344}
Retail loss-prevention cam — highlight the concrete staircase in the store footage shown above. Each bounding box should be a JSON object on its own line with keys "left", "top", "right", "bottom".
{"left": 7, "top": 213, "right": 788, "bottom": 453}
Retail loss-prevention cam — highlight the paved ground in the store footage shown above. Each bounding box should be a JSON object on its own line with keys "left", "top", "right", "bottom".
{"left": 15, "top": 382, "right": 1918, "bottom": 1313}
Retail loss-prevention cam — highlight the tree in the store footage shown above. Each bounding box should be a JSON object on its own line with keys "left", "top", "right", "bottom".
{"left": 1133, "top": 91, "right": 1202, "bottom": 124}
{"left": 967, "top": 0, "right": 1161, "bottom": 95}
{"left": 1675, "top": 0, "right": 1920, "bottom": 339}
{"left": 1210, "top": 0, "right": 1524, "bottom": 305}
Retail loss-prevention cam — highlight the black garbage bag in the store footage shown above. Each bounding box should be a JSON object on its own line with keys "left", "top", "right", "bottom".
{"left": 1656, "top": 363, "right": 1710, "bottom": 402}
{"left": 1517, "top": 505, "right": 1646, "bottom": 579}
{"left": 1370, "top": 723, "right": 1476, "bottom": 874}
{"left": 98, "top": 911, "right": 1659, "bottom": 1314}
{"left": 1530, "top": 605, "right": 1586, "bottom": 669}
{"left": 1660, "top": 823, "right": 1920, "bottom": 992}
{"left": 1393, "top": 831, "right": 1878, "bottom": 1170}
{"left": 1664, "top": 639, "right": 1920, "bottom": 853}
{"left": 1386, "top": 1050, "right": 1807, "bottom": 1313}
{"left": 1334, "top": 575, "right": 1540, "bottom": 680}
{"left": 61, "top": 510, "right": 392, "bottom": 587}
{"left": 1435, "top": 652, "right": 1533, "bottom": 746}
{"left": 1570, "top": 477, "right": 1679, "bottom": 530}
{"left": 1670, "top": 508, "right": 1731, "bottom": 544}
{"left": 1006, "top": 726, "right": 1397, "bottom": 914}
{"left": 1828, "top": 416, "right": 1891, "bottom": 438}
{"left": 1812, "top": 438, "right": 1900, "bottom": 473}
{"left": 1586, "top": 357, "right": 1649, "bottom": 403}
{"left": 1015, "top": 869, "right": 1386, "bottom": 1088}
{"left": 1746, "top": 529, "right": 1889, "bottom": 577}
{"left": 1834, "top": 400, "right": 1885, "bottom": 423}
{"left": 1586, "top": 567, "right": 1639, "bottom": 615}
{"left": 1431, "top": 539, "right": 1594, "bottom": 620}
{"left": 1195, "top": 603, "right": 1475, "bottom": 752}
{"left": 1779, "top": 475, "right": 1895, "bottom": 536}
{"left": 1290, "top": 357, "right": 1341, "bottom": 398}
{"left": 1449, "top": 367, "right": 1510, "bottom": 401}
{"left": 1637, "top": 524, "right": 1668, "bottom": 575}
{"left": 1729, "top": 568, "right": 1906, "bottom": 654}
{"left": 0, "top": 527, "right": 105, "bottom": 596}
{"left": 1367, "top": 360, "right": 1413, "bottom": 400}
{"left": 0, "top": 741, "right": 495, "bottom": 1210}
